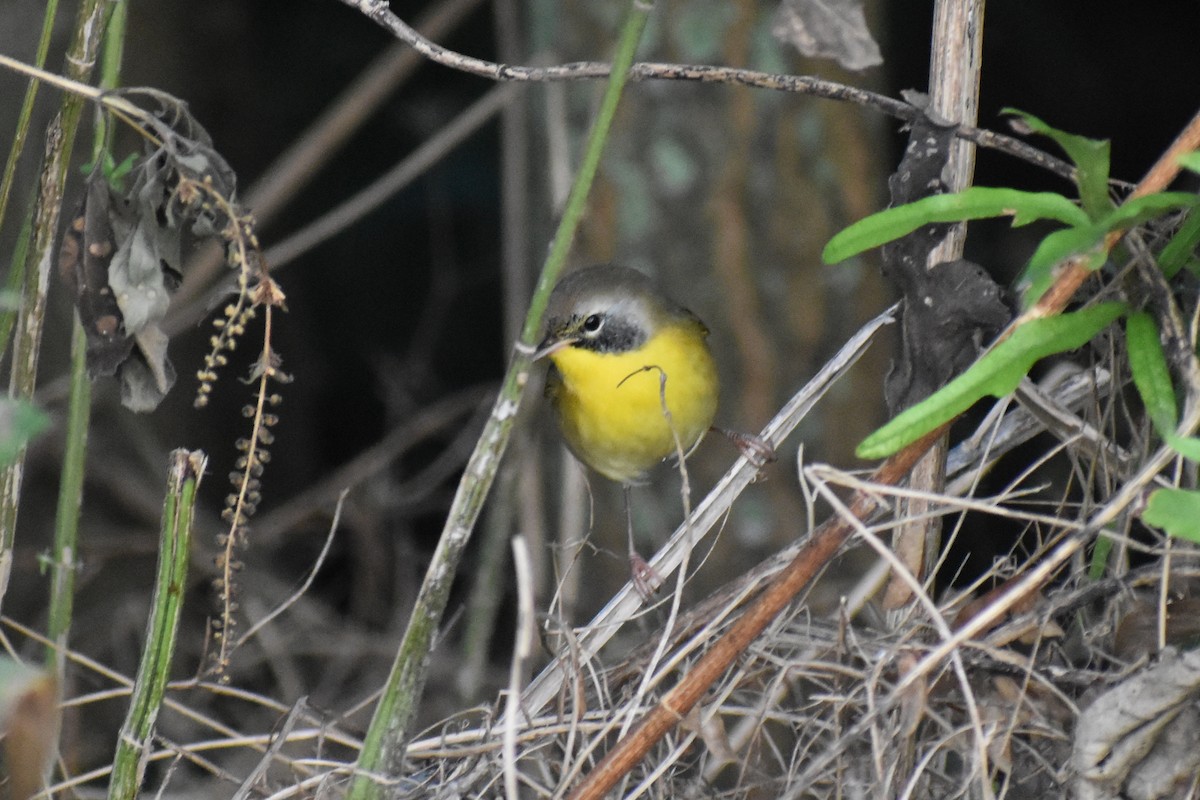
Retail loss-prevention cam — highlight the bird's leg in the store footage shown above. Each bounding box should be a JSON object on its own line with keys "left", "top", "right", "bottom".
{"left": 624, "top": 484, "right": 662, "bottom": 599}
{"left": 711, "top": 426, "right": 776, "bottom": 472}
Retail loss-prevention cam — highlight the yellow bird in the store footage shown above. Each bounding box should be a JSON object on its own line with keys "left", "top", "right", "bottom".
{"left": 536, "top": 264, "right": 767, "bottom": 595}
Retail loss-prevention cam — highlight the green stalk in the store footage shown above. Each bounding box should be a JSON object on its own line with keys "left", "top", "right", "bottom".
{"left": 99, "top": 0, "right": 128, "bottom": 108}
{"left": 0, "top": 0, "right": 111, "bottom": 609}
{"left": 0, "top": 207, "right": 34, "bottom": 361}
{"left": 347, "top": 2, "right": 653, "bottom": 794}
{"left": 107, "top": 450, "right": 205, "bottom": 800}
{"left": 0, "top": 0, "right": 61, "bottom": 244}
{"left": 46, "top": 0, "right": 127, "bottom": 680}
{"left": 45, "top": 322, "right": 89, "bottom": 677}
{"left": 0, "top": 0, "right": 62, "bottom": 364}
{"left": 1088, "top": 529, "right": 1115, "bottom": 580}
{"left": 457, "top": 459, "right": 518, "bottom": 700}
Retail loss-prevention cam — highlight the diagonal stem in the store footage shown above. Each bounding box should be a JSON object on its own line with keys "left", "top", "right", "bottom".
{"left": 344, "top": 3, "right": 654, "bottom": 795}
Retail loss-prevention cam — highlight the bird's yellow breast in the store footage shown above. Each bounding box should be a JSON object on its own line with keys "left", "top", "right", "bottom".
{"left": 547, "top": 321, "right": 718, "bottom": 484}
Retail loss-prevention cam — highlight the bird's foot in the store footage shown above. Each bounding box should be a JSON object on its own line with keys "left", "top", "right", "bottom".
{"left": 629, "top": 552, "right": 662, "bottom": 600}
{"left": 713, "top": 427, "right": 776, "bottom": 472}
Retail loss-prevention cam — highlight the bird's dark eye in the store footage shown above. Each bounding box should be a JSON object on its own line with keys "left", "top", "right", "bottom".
{"left": 582, "top": 314, "right": 603, "bottom": 334}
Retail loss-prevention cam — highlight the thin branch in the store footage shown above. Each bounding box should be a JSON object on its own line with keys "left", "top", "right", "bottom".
{"left": 234, "top": 491, "right": 347, "bottom": 651}
{"left": 335, "top": 0, "right": 1072, "bottom": 181}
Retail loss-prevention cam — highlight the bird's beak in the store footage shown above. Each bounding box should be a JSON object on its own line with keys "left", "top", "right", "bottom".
{"left": 533, "top": 336, "right": 575, "bottom": 361}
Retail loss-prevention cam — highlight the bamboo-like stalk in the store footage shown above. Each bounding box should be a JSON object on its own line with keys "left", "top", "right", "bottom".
{"left": 0, "top": 0, "right": 110, "bottom": 610}
{"left": 0, "top": 0, "right": 61, "bottom": 252}
{"left": 883, "top": 0, "right": 984, "bottom": 605}
{"left": 345, "top": 2, "right": 654, "bottom": 794}
{"left": 0, "top": 0, "right": 62, "bottom": 368}
{"left": 46, "top": 0, "right": 127, "bottom": 682}
{"left": 0, "top": 209, "right": 35, "bottom": 363}
{"left": 107, "top": 449, "right": 206, "bottom": 800}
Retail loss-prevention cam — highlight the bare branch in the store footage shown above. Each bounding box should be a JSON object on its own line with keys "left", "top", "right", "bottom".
{"left": 335, "top": 0, "right": 1073, "bottom": 180}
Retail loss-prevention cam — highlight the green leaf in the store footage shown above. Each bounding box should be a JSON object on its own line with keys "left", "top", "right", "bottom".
{"left": 107, "top": 151, "right": 138, "bottom": 186}
{"left": 856, "top": 302, "right": 1126, "bottom": 459}
{"left": 1097, "top": 192, "right": 1200, "bottom": 233}
{"left": 1002, "top": 109, "right": 1112, "bottom": 219}
{"left": 81, "top": 151, "right": 139, "bottom": 192}
{"left": 1017, "top": 193, "right": 1200, "bottom": 306}
{"left": 1143, "top": 488, "right": 1200, "bottom": 543}
{"left": 1021, "top": 224, "right": 1106, "bottom": 306}
{"left": 822, "top": 187, "right": 1090, "bottom": 264}
{"left": 1158, "top": 208, "right": 1200, "bottom": 278}
{"left": 1165, "top": 433, "right": 1200, "bottom": 461}
{"left": 0, "top": 399, "right": 50, "bottom": 468}
{"left": 1125, "top": 312, "right": 1178, "bottom": 435}
{"left": 1178, "top": 151, "right": 1200, "bottom": 173}
{"left": 1088, "top": 530, "right": 1114, "bottom": 580}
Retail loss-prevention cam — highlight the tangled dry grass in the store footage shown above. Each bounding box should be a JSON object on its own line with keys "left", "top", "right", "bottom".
{"left": 25, "top": 305, "right": 1200, "bottom": 799}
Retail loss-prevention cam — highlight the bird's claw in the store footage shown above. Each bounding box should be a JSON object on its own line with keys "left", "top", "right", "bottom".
{"left": 630, "top": 552, "right": 662, "bottom": 600}
{"left": 714, "top": 427, "right": 776, "bottom": 471}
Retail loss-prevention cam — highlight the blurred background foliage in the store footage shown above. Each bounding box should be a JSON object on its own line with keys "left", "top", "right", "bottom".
{"left": 2, "top": 0, "right": 1199, "bottom": 773}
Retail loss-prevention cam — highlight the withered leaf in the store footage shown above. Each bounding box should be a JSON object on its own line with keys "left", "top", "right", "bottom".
{"left": 57, "top": 89, "right": 240, "bottom": 412}
{"left": 57, "top": 173, "right": 135, "bottom": 376}
{"left": 118, "top": 326, "right": 177, "bottom": 413}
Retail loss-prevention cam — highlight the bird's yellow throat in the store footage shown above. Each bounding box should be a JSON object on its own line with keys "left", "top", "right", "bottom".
{"left": 547, "top": 320, "right": 718, "bottom": 484}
